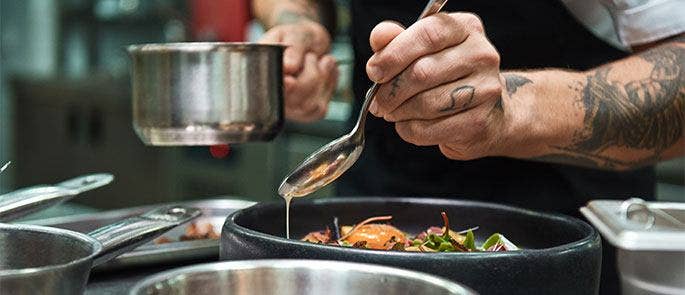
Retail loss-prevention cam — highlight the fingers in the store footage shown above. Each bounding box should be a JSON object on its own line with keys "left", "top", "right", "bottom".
{"left": 384, "top": 73, "right": 502, "bottom": 122}
{"left": 288, "top": 53, "right": 320, "bottom": 109}
{"left": 261, "top": 23, "right": 331, "bottom": 75}
{"left": 284, "top": 53, "right": 338, "bottom": 122}
{"left": 369, "top": 34, "right": 492, "bottom": 117}
{"left": 393, "top": 105, "right": 493, "bottom": 147}
{"left": 319, "top": 55, "right": 339, "bottom": 100}
{"left": 369, "top": 21, "right": 405, "bottom": 52}
{"left": 367, "top": 13, "right": 484, "bottom": 83}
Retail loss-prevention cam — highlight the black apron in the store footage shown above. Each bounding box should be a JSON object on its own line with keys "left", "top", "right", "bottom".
{"left": 340, "top": 1, "right": 656, "bottom": 294}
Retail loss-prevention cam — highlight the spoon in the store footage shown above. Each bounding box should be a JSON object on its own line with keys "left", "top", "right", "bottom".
{"left": 278, "top": 0, "right": 449, "bottom": 198}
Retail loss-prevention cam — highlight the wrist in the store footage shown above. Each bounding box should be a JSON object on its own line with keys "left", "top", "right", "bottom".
{"left": 266, "top": 2, "right": 335, "bottom": 38}
{"left": 496, "top": 70, "right": 586, "bottom": 159}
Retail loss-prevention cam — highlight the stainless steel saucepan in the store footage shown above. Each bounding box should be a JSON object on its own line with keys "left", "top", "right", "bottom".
{"left": 127, "top": 42, "right": 285, "bottom": 146}
{"left": 0, "top": 173, "right": 113, "bottom": 222}
{"left": 0, "top": 205, "right": 201, "bottom": 295}
{"left": 130, "top": 259, "right": 477, "bottom": 295}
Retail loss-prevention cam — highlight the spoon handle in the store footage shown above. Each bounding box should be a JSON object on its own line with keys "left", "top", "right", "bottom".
{"left": 418, "top": 0, "right": 449, "bottom": 21}
{"left": 354, "top": 0, "right": 449, "bottom": 133}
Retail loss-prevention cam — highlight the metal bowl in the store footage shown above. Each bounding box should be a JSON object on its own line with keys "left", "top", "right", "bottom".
{"left": 127, "top": 42, "right": 284, "bottom": 146}
{"left": 129, "top": 259, "right": 477, "bottom": 295}
{"left": 221, "top": 197, "right": 602, "bottom": 295}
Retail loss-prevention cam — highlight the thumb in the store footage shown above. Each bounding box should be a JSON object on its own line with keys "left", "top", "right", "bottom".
{"left": 369, "top": 21, "right": 405, "bottom": 52}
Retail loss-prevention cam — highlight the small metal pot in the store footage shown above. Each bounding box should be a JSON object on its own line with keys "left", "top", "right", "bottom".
{"left": 127, "top": 42, "right": 285, "bottom": 146}
{"left": 0, "top": 206, "right": 200, "bottom": 295}
{"left": 129, "top": 259, "right": 477, "bottom": 295}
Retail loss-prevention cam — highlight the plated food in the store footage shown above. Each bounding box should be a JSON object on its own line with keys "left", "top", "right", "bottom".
{"left": 155, "top": 221, "right": 219, "bottom": 244}
{"left": 302, "top": 212, "right": 518, "bottom": 252}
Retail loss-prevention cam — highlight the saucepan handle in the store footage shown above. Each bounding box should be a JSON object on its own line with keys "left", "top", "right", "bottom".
{"left": 0, "top": 173, "right": 114, "bottom": 222}
{"left": 89, "top": 205, "right": 201, "bottom": 266}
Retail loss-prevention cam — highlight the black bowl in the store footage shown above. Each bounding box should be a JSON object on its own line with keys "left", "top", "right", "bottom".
{"left": 221, "top": 197, "right": 600, "bottom": 295}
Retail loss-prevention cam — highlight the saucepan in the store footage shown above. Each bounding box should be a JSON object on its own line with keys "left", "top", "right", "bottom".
{"left": 129, "top": 259, "right": 477, "bottom": 295}
{"left": 127, "top": 42, "right": 285, "bottom": 146}
{"left": 0, "top": 173, "right": 113, "bottom": 222}
{"left": 0, "top": 205, "right": 201, "bottom": 295}
{"left": 221, "top": 197, "right": 601, "bottom": 295}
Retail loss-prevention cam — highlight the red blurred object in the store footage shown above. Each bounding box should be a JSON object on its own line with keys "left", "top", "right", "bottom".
{"left": 210, "top": 144, "right": 231, "bottom": 159}
{"left": 190, "top": 0, "right": 251, "bottom": 42}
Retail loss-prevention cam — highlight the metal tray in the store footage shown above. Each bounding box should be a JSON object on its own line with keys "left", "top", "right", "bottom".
{"left": 581, "top": 198, "right": 685, "bottom": 251}
{"left": 581, "top": 198, "right": 685, "bottom": 295}
{"left": 24, "top": 198, "right": 255, "bottom": 271}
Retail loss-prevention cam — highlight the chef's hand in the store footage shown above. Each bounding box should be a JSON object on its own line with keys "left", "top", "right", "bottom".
{"left": 260, "top": 20, "right": 338, "bottom": 122}
{"left": 367, "top": 13, "right": 511, "bottom": 160}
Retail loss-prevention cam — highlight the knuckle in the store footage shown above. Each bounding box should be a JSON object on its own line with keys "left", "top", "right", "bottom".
{"left": 483, "top": 79, "right": 503, "bottom": 99}
{"left": 472, "top": 47, "right": 500, "bottom": 67}
{"left": 417, "top": 22, "right": 445, "bottom": 48}
{"left": 442, "top": 144, "right": 481, "bottom": 161}
{"left": 394, "top": 122, "right": 413, "bottom": 143}
{"left": 377, "top": 52, "right": 402, "bottom": 70}
{"left": 460, "top": 149, "right": 480, "bottom": 161}
{"left": 439, "top": 145, "right": 465, "bottom": 160}
{"left": 409, "top": 59, "right": 432, "bottom": 82}
{"left": 395, "top": 121, "right": 424, "bottom": 145}
{"left": 460, "top": 13, "right": 485, "bottom": 33}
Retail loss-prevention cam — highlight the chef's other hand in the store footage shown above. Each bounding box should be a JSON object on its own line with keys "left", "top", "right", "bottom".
{"left": 260, "top": 20, "right": 338, "bottom": 122}
{"left": 366, "top": 13, "right": 509, "bottom": 160}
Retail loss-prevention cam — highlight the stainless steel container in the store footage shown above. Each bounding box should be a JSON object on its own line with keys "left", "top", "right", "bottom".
{"left": 127, "top": 42, "right": 284, "bottom": 145}
{"left": 130, "top": 260, "right": 477, "bottom": 295}
{"left": 581, "top": 198, "right": 685, "bottom": 295}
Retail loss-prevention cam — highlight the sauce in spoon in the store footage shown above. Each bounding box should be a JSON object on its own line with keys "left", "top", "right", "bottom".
{"left": 281, "top": 155, "right": 347, "bottom": 239}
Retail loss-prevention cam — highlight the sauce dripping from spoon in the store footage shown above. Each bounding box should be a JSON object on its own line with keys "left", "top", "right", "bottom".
{"left": 284, "top": 193, "right": 293, "bottom": 239}
{"left": 280, "top": 156, "right": 346, "bottom": 239}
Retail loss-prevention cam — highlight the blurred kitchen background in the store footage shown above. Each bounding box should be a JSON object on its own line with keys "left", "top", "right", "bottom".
{"left": 0, "top": 0, "right": 682, "bottom": 215}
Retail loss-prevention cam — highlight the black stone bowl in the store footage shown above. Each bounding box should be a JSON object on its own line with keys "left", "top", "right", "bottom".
{"left": 221, "top": 197, "right": 601, "bottom": 295}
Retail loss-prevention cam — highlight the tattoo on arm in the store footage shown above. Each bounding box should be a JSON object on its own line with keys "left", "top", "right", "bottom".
{"left": 504, "top": 74, "right": 533, "bottom": 96}
{"left": 494, "top": 73, "right": 533, "bottom": 112}
{"left": 532, "top": 41, "right": 685, "bottom": 170}
{"left": 440, "top": 85, "right": 475, "bottom": 112}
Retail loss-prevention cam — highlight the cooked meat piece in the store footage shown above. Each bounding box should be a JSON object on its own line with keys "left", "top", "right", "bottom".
{"left": 341, "top": 224, "right": 406, "bottom": 250}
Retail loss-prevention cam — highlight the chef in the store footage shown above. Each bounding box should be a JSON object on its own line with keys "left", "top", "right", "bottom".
{"left": 252, "top": 0, "right": 684, "bottom": 293}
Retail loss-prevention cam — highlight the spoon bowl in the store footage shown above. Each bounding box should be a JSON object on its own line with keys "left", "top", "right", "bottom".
{"left": 278, "top": 132, "right": 363, "bottom": 198}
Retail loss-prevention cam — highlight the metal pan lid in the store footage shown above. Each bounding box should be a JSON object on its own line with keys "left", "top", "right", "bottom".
{"left": 580, "top": 198, "right": 685, "bottom": 251}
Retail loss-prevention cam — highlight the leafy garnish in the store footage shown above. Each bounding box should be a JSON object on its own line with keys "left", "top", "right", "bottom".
{"left": 464, "top": 230, "right": 476, "bottom": 250}
{"left": 440, "top": 212, "right": 450, "bottom": 241}
{"left": 481, "top": 233, "right": 502, "bottom": 250}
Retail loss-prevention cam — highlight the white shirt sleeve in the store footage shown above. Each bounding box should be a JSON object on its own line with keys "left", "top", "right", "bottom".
{"left": 600, "top": 0, "right": 685, "bottom": 46}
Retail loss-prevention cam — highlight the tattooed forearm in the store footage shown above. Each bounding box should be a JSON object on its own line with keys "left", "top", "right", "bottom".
{"left": 504, "top": 74, "right": 533, "bottom": 96}
{"left": 532, "top": 40, "right": 685, "bottom": 170}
